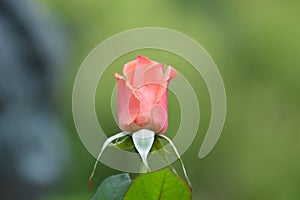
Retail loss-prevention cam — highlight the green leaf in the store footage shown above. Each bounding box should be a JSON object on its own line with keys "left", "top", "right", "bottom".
{"left": 91, "top": 173, "right": 132, "bottom": 200}
{"left": 124, "top": 169, "right": 192, "bottom": 200}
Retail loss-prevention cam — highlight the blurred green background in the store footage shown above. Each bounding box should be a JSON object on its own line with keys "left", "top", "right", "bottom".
{"left": 37, "top": 0, "right": 300, "bottom": 199}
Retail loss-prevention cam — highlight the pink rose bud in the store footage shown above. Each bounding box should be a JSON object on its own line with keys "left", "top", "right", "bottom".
{"left": 114, "top": 55, "right": 177, "bottom": 134}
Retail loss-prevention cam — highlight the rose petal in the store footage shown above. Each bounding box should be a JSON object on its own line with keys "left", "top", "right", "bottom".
{"left": 123, "top": 61, "right": 136, "bottom": 74}
{"left": 137, "top": 55, "right": 153, "bottom": 65}
{"left": 155, "top": 66, "right": 177, "bottom": 102}
{"left": 131, "top": 63, "right": 164, "bottom": 88}
{"left": 164, "top": 66, "right": 178, "bottom": 84}
{"left": 155, "top": 90, "right": 168, "bottom": 134}
{"left": 114, "top": 73, "right": 139, "bottom": 132}
{"left": 159, "top": 118, "right": 168, "bottom": 134}
{"left": 123, "top": 60, "right": 137, "bottom": 84}
{"left": 157, "top": 90, "right": 168, "bottom": 110}
{"left": 133, "top": 84, "right": 159, "bottom": 127}
{"left": 150, "top": 104, "right": 168, "bottom": 133}
{"left": 134, "top": 84, "right": 166, "bottom": 109}
{"left": 123, "top": 55, "right": 154, "bottom": 85}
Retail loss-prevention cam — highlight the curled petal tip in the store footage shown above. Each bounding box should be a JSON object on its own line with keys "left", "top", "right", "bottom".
{"left": 137, "top": 55, "right": 152, "bottom": 65}
{"left": 114, "top": 73, "right": 123, "bottom": 79}
{"left": 169, "top": 66, "right": 178, "bottom": 79}
{"left": 164, "top": 66, "right": 178, "bottom": 83}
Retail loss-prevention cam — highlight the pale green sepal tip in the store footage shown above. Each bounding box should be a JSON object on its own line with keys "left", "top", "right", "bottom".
{"left": 132, "top": 129, "right": 155, "bottom": 171}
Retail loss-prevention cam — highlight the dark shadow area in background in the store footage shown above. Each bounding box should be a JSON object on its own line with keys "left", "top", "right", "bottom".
{"left": 0, "top": 0, "right": 69, "bottom": 199}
